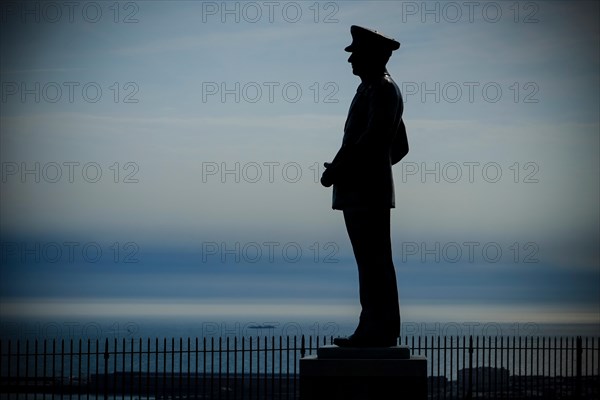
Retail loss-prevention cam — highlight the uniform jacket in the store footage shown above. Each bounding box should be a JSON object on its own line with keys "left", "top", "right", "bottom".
{"left": 326, "top": 72, "right": 408, "bottom": 209}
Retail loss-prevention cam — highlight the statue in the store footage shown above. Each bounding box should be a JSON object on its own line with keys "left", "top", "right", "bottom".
{"left": 321, "top": 25, "right": 409, "bottom": 347}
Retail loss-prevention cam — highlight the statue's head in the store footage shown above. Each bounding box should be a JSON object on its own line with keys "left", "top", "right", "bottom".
{"left": 344, "top": 25, "right": 400, "bottom": 78}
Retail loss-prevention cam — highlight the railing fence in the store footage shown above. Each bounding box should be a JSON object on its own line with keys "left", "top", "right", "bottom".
{"left": 1, "top": 335, "right": 598, "bottom": 399}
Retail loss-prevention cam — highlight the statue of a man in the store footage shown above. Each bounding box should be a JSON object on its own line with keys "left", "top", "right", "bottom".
{"left": 321, "top": 25, "right": 409, "bottom": 347}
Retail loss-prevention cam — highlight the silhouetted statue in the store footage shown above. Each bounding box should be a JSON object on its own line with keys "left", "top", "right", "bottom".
{"left": 321, "top": 25, "right": 409, "bottom": 347}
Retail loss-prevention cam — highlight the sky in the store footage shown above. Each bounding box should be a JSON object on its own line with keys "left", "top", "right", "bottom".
{"left": 0, "top": 1, "right": 598, "bottom": 332}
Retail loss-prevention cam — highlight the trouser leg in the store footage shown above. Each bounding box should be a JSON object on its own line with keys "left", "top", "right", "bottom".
{"left": 343, "top": 207, "right": 400, "bottom": 338}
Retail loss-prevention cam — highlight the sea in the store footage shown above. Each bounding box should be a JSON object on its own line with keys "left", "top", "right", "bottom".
{"left": 1, "top": 316, "right": 599, "bottom": 342}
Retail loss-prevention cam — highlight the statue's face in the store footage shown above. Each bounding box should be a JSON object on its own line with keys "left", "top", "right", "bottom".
{"left": 348, "top": 49, "right": 385, "bottom": 77}
{"left": 347, "top": 50, "right": 370, "bottom": 77}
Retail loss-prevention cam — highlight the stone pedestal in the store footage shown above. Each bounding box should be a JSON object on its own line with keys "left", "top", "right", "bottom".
{"left": 300, "top": 345, "right": 427, "bottom": 400}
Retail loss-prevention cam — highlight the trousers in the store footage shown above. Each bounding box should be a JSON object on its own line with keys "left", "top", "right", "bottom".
{"left": 343, "top": 207, "right": 400, "bottom": 338}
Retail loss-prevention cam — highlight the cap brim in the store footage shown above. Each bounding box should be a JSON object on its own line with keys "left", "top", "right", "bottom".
{"left": 344, "top": 43, "right": 399, "bottom": 53}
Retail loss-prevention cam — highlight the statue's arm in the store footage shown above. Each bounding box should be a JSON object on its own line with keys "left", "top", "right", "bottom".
{"left": 391, "top": 118, "right": 409, "bottom": 165}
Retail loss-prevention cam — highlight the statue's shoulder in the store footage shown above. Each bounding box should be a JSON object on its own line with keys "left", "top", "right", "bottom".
{"left": 371, "top": 73, "right": 400, "bottom": 100}
{"left": 381, "top": 73, "right": 399, "bottom": 89}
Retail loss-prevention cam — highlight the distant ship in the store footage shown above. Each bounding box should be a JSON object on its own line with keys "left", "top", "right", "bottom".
{"left": 248, "top": 325, "right": 277, "bottom": 329}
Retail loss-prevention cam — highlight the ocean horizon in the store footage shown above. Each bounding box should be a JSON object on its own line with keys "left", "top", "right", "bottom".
{"left": 1, "top": 315, "right": 599, "bottom": 342}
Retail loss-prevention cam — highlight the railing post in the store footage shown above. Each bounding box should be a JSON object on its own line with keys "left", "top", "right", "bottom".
{"left": 468, "top": 335, "right": 474, "bottom": 399}
{"left": 103, "top": 338, "right": 109, "bottom": 399}
{"left": 576, "top": 336, "right": 582, "bottom": 399}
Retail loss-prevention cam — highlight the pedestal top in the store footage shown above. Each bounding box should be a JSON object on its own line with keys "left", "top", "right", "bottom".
{"left": 317, "top": 345, "right": 411, "bottom": 359}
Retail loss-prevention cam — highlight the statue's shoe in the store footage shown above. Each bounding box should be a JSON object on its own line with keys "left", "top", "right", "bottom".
{"left": 333, "top": 334, "right": 397, "bottom": 348}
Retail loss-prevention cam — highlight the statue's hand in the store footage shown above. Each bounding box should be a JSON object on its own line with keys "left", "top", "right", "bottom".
{"left": 320, "top": 176, "right": 333, "bottom": 188}
{"left": 321, "top": 165, "right": 334, "bottom": 187}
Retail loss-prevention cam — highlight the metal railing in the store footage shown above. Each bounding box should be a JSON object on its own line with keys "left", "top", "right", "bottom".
{"left": 1, "top": 335, "right": 598, "bottom": 399}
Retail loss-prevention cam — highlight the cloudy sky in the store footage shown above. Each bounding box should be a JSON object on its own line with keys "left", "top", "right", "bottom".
{"left": 1, "top": 1, "right": 598, "bottom": 330}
